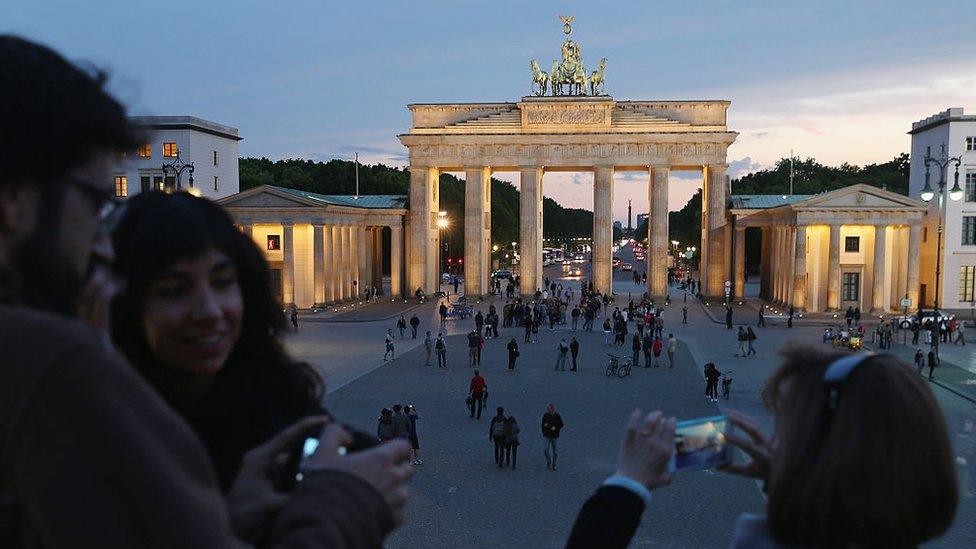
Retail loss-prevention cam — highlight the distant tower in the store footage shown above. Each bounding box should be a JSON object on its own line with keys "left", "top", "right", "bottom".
{"left": 627, "top": 199, "right": 632, "bottom": 232}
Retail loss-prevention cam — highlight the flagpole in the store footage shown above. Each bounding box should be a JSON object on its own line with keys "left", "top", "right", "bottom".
{"left": 789, "top": 148, "right": 794, "bottom": 196}
{"left": 355, "top": 152, "right": 360, "bottom": 198}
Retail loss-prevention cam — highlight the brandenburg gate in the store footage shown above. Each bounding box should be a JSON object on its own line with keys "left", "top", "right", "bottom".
{"left": 398, "top": 17, "right": 737, "bottom": 300}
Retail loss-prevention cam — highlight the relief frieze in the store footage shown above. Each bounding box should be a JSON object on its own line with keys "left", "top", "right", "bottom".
{"left": 524, "top": 106, "right": 606, "bottom": 125}
{"left": 411, "top": 142, "right": 722, "bottom": 160}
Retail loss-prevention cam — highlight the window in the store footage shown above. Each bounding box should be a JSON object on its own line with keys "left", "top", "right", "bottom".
{"left": 964, "top": 216, "right": 976, "bottom": 245}
{"left": 960, "top": 266, "right": 976, "bottom": 302}
{"left": 966, "top": 172, "right": 976, "bottom": 202}
{"left": 162, "top": 142, "right": 178, "bottom": 157}
{"left": 113, "top": 176, "right": 127, "bottom": 197}
{"left": 140, "top": 176, "right": 150, "bottom": 193}
{"left": 153, "top": 175, "right": 164, "bottom": 191}
{"left": 842, "top": 272, "right": 860, "bottom": 302}
{"left": 138, "top": 144, "right": 152, "bottom": 158}
{"left": 844, "top": 236, "right": 860, "bottom": 252}
{"left": 267, "top": 235, "right": 281, "bottom": 251}
{"left": 967, "top": 137, "right": 976, "bottom": 151}
{"left": 213, "top": 150, "right": 219, "bottom": 166}
{"left": 214, "top": 176, "right": 219, "bottom": 191}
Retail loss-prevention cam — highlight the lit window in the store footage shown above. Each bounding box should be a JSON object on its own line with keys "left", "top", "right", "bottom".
{"left": 964, "top": 217, "right": 976, "bottom": 246}
{"left": 966, "top": 172, "right": 976, "bottom": 202}
{"left": 138, "top": 144, "right": 152, "bottom": 158}
{"left": 842, "top": 272, "right": 860, "bottom": 302}
{"left": 153, "top": 175, "right": 164, "bottom": 191}
{"left": 960, "top": 266, "right": 975, "bottom": 302}
{"left": 114, "top": 176, "right": 127, "bottom": 197}
{"left": 214, "top": 176, "right": 219, "bottom": 191}
{"left": 844, "top": 236, "right": 860, "bottom": 252}
{"left": 163, "top": 143, "right": 178, "bottom": 157}
{"left": 213, "top": 150, "right": 219, "bottom": 166}
{"left": 267, "top": 235, "right": 281, "bottom": 250}
{"left": 967, "top": 137, "right": 976, "bottom": 151}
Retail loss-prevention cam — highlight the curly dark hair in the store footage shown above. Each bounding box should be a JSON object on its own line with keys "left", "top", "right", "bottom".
{"left": 110, "top": 191, "right": 324, "bottom": 489}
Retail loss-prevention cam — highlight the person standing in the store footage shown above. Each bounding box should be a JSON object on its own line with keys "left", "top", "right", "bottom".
{"left": 469, "top": 370, "right": 488, "bottom": 419}
{"left": 475, "top": 310, "right": 484, "bottom": 335}
{"left": 914, "top": 348, "right": 925, "bottom": 375}
{"left": 504, "top": 415, "right": 521, "bottom": 470}
{"left": 956, "top": 320, "right": 967, "bottom": 345}
{"left": 746, "top": 326, "right": 757, "bottom": 356}
{"left": 911, "top": 321, "right": 921, "bottom": 345}
{"left": 725, "top": 307, "right": 733, "bottom": 330}
{"left": 467, "top": 329, "right": 480, "bottom": 367}
{"left": 927, "top": 349, "right": 939, "bottom": 380}
{"left": 423, "top": 331, "right": 433, "bottom": 366}
{"left": 736, "top": 326, "right": 747, "bottom": 357}
{"left": 490, "top": 407, "right": 509, "bottom": 467}
{"left": 452, "top": 276, "right": 460, "bottom": 295}
{"left": 570, "top": 337, "right": 580, "bottom": 371}
{"left": 757, "top": 306, "right": 766, "bottom": 327}
{"left": 507, "top": 338, "right": 520, "bottom": 370}
{"left": 652, "top": 335, "right": 663, "bottom": 367}
{"left": 667, "top": 333, "right": 677, "bottom": 369}
{"left": 439, "top": 302, "right": 449, "bottom": 325}
{"left": 571, "top": 305, "right": 581, "bottom": 331}
{"left": 435, "top": 332, "right": 447, "bottom": 368}
{"left": 376, "top": 408, "right": 395, "bottom": 442}
{"left": 396, "top": 315, "right": 407, "bottom": 339}
{"left": 404, "top": 405, "right": 422, "bottom": 465}
{"left": 409, "top": 314, "right": 420, "bottom": 338}
{"left": 682, "top": 305, "right": 688, "bottom": 324}
{"left": 787, "top": 305, "right": 794, "bottom": 329}
{"left": 556, "top": 338, "right": 569, "bottom": 371}
{"left": 384, "top": 329, "right": 396, "bottom": 361}
{"left": 603, "top": 318, "right": 612, "bottom": 346}
{"left": 476, "top": 332, "right": 485, "bottom": 365}
{"left": 290, "top": 304, "right": 299, "bottom": 331}
{"left": 631, "top": 332, "right": 642, "bottom": 368}
{"left": 391, "top": 404, "right": 411, "bottom": 440}
{"left": 542, "top": 404, "right": 564, "bottom": 471}
{"left": 704, "top": 363, "right": 722, "bottom": 402}
{"left": 524, "top": 315, "right": 533, "bottom": 343}
{"left": 642, "top": 332, "right": 654, "bottom": 369}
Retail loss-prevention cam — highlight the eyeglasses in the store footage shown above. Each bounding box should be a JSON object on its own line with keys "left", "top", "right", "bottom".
{"left": 61, "top": 175, "right": 128, "bottom": 235}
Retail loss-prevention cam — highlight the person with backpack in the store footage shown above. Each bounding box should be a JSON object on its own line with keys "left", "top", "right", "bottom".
{"left": 504, "top": 415, "right": 521, "bottom": 470}
{"left": 409, "top": 314, "right": 420, "bottom": 338}
{"left": 542, "top": 404, "right": 564, "bottom": 470}
{"left": 490, "top": 407, "right": 509, "bottom": 467}
{"left": 435, "top": 333, "right": 447, "bottom": 368}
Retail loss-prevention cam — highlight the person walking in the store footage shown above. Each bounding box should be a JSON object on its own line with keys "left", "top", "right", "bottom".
{"left": 423, "top": 331, "right": 433, "bottom": 366}
{"left": 746, "top": 326, "right": 757, "bottom": 356}
{"left": 435, "top": 332, "right": 447, "bottom": 368}
{"left": 787, "top": 305, "right": 795, "bottom": 329}
{"left": 927, "top": 349, "right": 939, "bottom": 380}
{"left": 376, "top": 408, "right": 395, "bottom": 442}
{"left": 704, "top": 362, "right": 722, "bottom": 402}
{"left": 391, "top": 404, "right": 411, "bottom": 440}
{"left": 469, "top": 370, "right": 488, "bottom": 419}
{"left": 631, "top": 332, "right": 642, "bottom": 368}
{"left": 725, "top": 307, "right": 734, "bottom": 330}
{"left": 757, "top": 306, "right": 766, "bottom": 327}
{"left": 507, "top": 338, "right": 520, "bottom": 370}
{"left": 384, "top": 329, "right": 396, "bottom": 361}
{"left": 911, "top": 321, "right": 921, "bottom": 345}
{"left": 571, "top": 305, "right": 581, "bottom": 331}
{"left": 542, "top": 404, "right": 564, "bottom": 471}
{"left": 289, "top": 305, "right": 299, "bottom": 331}
{"left": 504, "top": 415, "right": 521, "bottom": 470}
{"left": 955, "top": 320, "right": 967, "bottom": 345}
{"left": 475, "top": 310, "right": 484, "bottom": 335}
{"left": 524, "top": 315, "right": 533, "bottom": 343}
{"left": 736, "top": 326, "right": 747, "bottom": 357}
{"left": 409, "top": 314, "right": 420, "bottom": 338}
{"left": 603, "top": 318, "right": 612, "bottom": 346}
{"left": 682, "top": 305, "right": 688, "bottom": 324}
{"left": 914, "top": 348, "right": 925, "bottom": 375}
{"left": 396, "top": 315, "right": 407, "bottom": 339}
{"left": 489, "top": 407, "right": 509, "bottom": 467}
{"left": 652, "top": 336, "right": 663, "bottom": 367}
{"left": 405, "top": 405, "right": 422, "bottom": 465}
{"left": 439, "top": 302, "right": 449, "bottom": 325}
{"left": 556, "top": 338, "right": 569, "bottom": 371}
{"left": 569, "top": 337, "right": 580, "bottom": 371}
{"left": 476, "top": 332, "right": 485, "bottom": 365}
{"left": 467, "top": 329, "right": 480, "bottom": 367}
{"left": 667, "top": 333, "right": 677, "bottom": 369}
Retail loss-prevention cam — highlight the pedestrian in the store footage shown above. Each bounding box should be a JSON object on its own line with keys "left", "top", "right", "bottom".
{"left": 570, "top": 336, "right": 580, "bottom": 371}
{"left": 439, "top": 302, "right": 448, "bottom": 325}
{"left": 504, "top": 415, "right": 521, "bottom": 470}
{"left": 555, "top": 338, "right": 569, "bottom": 371}
{"left": 452, "top": 276, "right": 460, "bottom": 295}
{"left": 397, "top": 315, "right": 407, "bottom": 339}
{"left": 682, "top": 305, "right": 688, "bottom": 324}
{"left": 477, "top": 332, "right": 485, "bottom": 365}
{"left": 490, "top": 407, "right": 509, "bottom": 467}
{"left": 914, "top": 348, "right": 925, "bottom": 375}
{"left": 736, "top": 326, "right": 747, "bottom": 357}
{"left": 725, "top": 307, "right": 734, "bottom": 330}
{"left": 391, "top": 404, "right": 411, "bottom": 439}
{"left": 467, "top": 329, "right": 480, "bottom": 367}
{"left": 524, "top": 315, "right": 533, "bottom": 343}
{"left": 911, "top": 322, "right": 920, "bottom": 345}
{"left": 757, "top": 306, "right": 766, "bottom": 327}
{"left": 927, "top": 349, "right": 939, "bottom": 380}
{"left": 704, "top": 362, "right": 721, "bottom": 402}
{"left": 956, "top": 320, "right": 967, "bottom": 345}
{"left": 571, "top": 305, "right": 581, "bottom": 331}
{"left": 507, "top": 338, "right": 520, "bottom": 370}
{"left": 631, "top": 332, "right": 642, "bottom": 368}
{"left": 642, "top": 332, "right": 654, "bottom": 369}
{"left": 603, "top": 317, "right": 612, "bottom": 345}
{"left": 424, "top": 331, "right": 433, "bottom": 365}
{"left": 746, "top": 326, "right": 757, "bottom": 356}
{"left": 405, "top": 404, "right": 422, "bottom": 465}
{"left": 436, "top": 332, "right": 447, "bottom": 368}
{"left": 845, "top": 306, "right": 854, "bottom": 328}
{"left": 469, "top": 370, "right": 488, "bottom": 419}
{"left": 377, "top": 408, "right": 395, "bottom": 442}
{"left": 542, "top": 404, "right": 564, "bottom": 470}
{"left": 652, "top": 335, "right": 663, "bottom": 367}
{"left": 475, "top": 310, "right": 484, "bottom": 335}
{"left": 410, "top": 314, "right": 420, "bottom": 338}
{"left": 384, "top": 329, "right": 396, "bottom": 361}
{"left": 787, "top": 305, "right": 794, "bottom": 329}
{"left": 290, "top": 304, "right": 299, "bottom": 331}
{"left": 667, "top": 333, "right": 676, "bottom": 368}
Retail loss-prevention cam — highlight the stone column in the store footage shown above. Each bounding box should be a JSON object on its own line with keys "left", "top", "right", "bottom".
{"left": 332, "top": 225, "right": 343, "bottom": 301}
{"left": 324, "top": 225, "right": 335, "bottom": 303}
{"left": 793, "top": 225, "right": 807, "bottom": 311}
{"left": 357, "top": 226, "right": 368, "bottom": 299}
{"left": 784, "top": 226, "right": 795, "bottom": 306}
{"left": 313, "top": 223, "right": 326, "bottom": 307}
{"left": 593, "top": 166, "right": 615, "bottom": 296}
{"left": 870, "top": 224, "right": 888, "bottom": 313}
{"left": 372, "top": 228, "right": 383, "bottom": 292}
{"left": 648, "top": 166, "right": 669, "bottom": 300}
{"left": 906, "top": 224, "right": 921, "bottom": 312}
{"left": 519, "top": 166, "right": 543, "bottom": 296}
{"left": 281, "top": 222, "right": 295, "bottom": 307}
{"left": 464, "top": 166, "right": 492, "bottom": 296}
{"left": 826, "top": 224, "right": 842, "bottom": 311}
{"left": 390, "top": 225, "right": 403, "bottom": 297}
{"left": 408, "top": 167, "right": 439, "bottom": 295}
{"left": 341, "top": 226, "right": 352, "bottom": 301}
{"left": 734, "top": 225, "right": 746, "bottom": 299}
{"left": 759, "top": 227, "right": 770, "bottom": 300}
{"left": 703, "top": 165, "right": 728, "bottom": 298}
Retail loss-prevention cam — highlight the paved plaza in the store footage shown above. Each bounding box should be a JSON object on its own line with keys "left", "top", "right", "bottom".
{"left": 285, "top": 244, "right": 976, "bottom": 548}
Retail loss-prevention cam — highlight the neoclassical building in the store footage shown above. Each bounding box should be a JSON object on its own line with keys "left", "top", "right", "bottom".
{"left": 218, "top": 185, "right": 407, "bottom": 309}
{"left": 729, "top": 184, "right": 929, "bottom": 313}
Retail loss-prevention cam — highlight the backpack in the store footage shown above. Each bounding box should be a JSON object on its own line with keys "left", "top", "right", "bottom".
{"left": 492, "top": 418, "right": 509, "bottom": 437}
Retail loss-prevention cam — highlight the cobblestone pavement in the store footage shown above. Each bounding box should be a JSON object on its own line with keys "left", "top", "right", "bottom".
{"left": 285, "top": 244, "right": 976, "bottom": 547}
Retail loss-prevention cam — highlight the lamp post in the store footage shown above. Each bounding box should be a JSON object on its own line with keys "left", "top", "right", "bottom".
{"left": 161, "top": 148, "right": 194, "bottom": 192}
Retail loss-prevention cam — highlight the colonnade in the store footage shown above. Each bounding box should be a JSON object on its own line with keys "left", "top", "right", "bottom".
{"left": 407, "top": 163, "right": 730, "bottom": 301}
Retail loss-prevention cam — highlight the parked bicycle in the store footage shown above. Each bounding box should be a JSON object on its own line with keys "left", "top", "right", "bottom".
{"left": 605, "top": 353, "right": 633, "bottom": 378}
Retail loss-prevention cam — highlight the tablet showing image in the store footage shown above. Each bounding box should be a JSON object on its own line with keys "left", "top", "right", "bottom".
{"left": 669, "top": 415, "right": 732, "bottom": 473}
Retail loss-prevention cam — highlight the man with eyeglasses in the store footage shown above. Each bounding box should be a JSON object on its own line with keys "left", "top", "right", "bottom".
{"left": 0, "top": 36, "right": 409, "bottom": 547}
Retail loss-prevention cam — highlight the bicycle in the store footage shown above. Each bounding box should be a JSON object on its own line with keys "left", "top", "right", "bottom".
{"left": 606, "top": 354, "right": 633, "bottom": 379}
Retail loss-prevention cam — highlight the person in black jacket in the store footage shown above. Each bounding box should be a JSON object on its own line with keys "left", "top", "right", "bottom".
{"left": 489, "top": 407, "right": 508, "bottom": 467}
{"left": 507, "top": 338, "right": 520, "bottom": 370}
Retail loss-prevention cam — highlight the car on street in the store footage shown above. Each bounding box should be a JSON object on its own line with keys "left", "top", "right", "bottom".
{"left": 492, "top": 269, "right": 513, "bottom": 279}
{"left": 895, "top": 310, "right": 951, "bottom": 330}
{"left": 574, "top": 253, "right": 585, "bottom": 261}
{"left": 567, "top": 267, "right": 583, "bottom": 277}
{"left": 563, "top": 259, "right": 573, "bottom": 265}
{"left": 612, "top": 257, "right": 621, "bottom": 268}
{"left": 621, "top": 262, "right": 633, "bottom": 271}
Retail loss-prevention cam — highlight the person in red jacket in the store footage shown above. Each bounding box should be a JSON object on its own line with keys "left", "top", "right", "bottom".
{"left": 469, "top": 370, "right": 488, "bottom": 419}
{"left": 652, "top": 336, "right": 663, "bottom": 367}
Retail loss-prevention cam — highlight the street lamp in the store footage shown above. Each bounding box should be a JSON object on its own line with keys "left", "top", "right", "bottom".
{"left": 161, "top": 148, "right": 194, "bottom": 192}
{"left": 437, "top": 211, "right": 449, "bottom": 288}
{"left": 920, "top": 144, "right": 962, "bottom": 320}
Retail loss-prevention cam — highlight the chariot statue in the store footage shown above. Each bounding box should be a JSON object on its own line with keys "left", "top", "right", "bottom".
{"left": 530, "top": 15, "right": 607, "bottom": 96}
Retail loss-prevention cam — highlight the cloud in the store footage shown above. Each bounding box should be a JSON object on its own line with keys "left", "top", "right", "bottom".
{"left": 728, "top": 157, "right": 766, "bottom": 180}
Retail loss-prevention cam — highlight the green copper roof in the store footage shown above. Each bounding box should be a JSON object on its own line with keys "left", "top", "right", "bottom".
{"left": 271, "top": 186, "right": 407, "bottom": 209}
{"left": 729, "top": 194, "right": 814, "bottom": 209}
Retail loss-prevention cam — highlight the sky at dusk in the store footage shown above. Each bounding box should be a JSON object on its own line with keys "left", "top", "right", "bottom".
{"left": 5, "top": 1, "right": 975, "bottom": 222}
